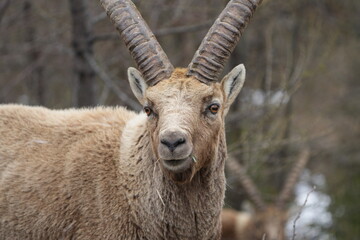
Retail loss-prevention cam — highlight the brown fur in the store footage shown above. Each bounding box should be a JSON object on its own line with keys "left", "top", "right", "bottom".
{"left": 0, "top": 69, "right": 234, "bottom": 239}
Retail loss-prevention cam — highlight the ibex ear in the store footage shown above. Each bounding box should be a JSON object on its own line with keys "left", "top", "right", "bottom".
{"left": 221, "top": 64, "right": 246, "bottom": 114}
{"left": 128, "top": 67, "right": 148, "bottom": 105}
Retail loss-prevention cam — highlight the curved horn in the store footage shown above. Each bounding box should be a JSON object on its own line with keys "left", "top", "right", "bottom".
{"left": 276, "top": 148, "right": 310, "bottom": 209}
{"left": 226, "top": 156, "right": 266, "bottom": 211}
{"left": 99, "top": 0, "right": 174, "bottom": 86}
{"left": 187, "top": 0, "right": 263, "bottom": 83}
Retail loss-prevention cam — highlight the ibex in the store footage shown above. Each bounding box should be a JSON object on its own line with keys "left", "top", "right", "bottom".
{"left": 0, "top": 0, "right": 263, "bottom": 239}
{"left": 221, "top": 149, "right": 310, "bottom": 240}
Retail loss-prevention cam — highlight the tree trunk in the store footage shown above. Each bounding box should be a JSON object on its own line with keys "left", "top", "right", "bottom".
{"left": 68, "top": 0, "right": 96, "bottom": 107}
{"left": 23, "top": 0, "right": 45, "bottom": 105}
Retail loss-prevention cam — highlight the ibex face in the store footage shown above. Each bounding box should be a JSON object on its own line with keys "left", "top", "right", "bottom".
{"left": 99, "top": 0, "right": 263, "bottom": 183}
{"left": 128, "top": 66, "right": 245, "bottom": 182}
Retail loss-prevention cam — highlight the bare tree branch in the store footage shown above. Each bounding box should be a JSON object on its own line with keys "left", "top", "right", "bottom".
{"left": 292, "top": 186, "right": 316, "bottom": 240}
{"left": 84, "top": 53, "right": 141, "bottom": 111}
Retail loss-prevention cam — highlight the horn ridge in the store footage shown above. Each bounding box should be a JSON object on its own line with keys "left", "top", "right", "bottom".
{"left": 100, "top": 0, "right": 174, "bottom": 85}
{"left": 226, "top": 156, "right": 266, "bottom": 211}
{"left": 187, "top": 0, "right": 262, "bottom": 83}
{"left": 276, "top": 148, "right": 311, "bottom": 209}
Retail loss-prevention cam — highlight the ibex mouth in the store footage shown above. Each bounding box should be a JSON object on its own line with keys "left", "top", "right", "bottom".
{"left": 162, "top": 157, "right": 192, "bottom": 173}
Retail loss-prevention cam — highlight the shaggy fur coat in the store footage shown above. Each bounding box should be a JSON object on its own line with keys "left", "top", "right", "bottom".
{"left": 0, "top": 105, "right": 226, "bottom": 239}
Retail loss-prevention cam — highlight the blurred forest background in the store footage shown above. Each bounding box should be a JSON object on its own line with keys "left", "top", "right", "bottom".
{"left": 0, "top": 0, "right": 359, "bottom": 239}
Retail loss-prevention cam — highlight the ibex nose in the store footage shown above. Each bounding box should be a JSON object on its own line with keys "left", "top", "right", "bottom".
{"left": 158, "top": 129, "right": 193, "bottom": 173}
{"left": 160, "top": 132, "right": 186, "bottom": 152}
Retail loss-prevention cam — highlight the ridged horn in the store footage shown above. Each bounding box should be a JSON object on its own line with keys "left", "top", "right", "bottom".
{"left": 187, "top": 0, "right": 263, "bottom": 83}
{"left": 276, "top": 148, "right": 310, "bottom": 209}
{"left": 227, "top": 156, "right": 266, "bottom": 211}
{"left": 99, "top": 0, "right": 174, "bottom": 86}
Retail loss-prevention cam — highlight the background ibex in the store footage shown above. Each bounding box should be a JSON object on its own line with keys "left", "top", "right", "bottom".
{"left": 0, "top": 0, "right": 263, "bottom": 239}
{"left": 221, "top": 149, "right": 310, "bottom": 240}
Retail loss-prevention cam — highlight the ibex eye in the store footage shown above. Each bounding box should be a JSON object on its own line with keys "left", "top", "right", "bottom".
{"left": 144, "top": 107, "right": 152, "bottom": 116}
{"left": 208, "top": 104, "right": 220, "bottom": 114}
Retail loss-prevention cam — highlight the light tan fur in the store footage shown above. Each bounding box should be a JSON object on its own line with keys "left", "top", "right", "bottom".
{"left": 0, "top": 68, "right": 245, "bottom": 239}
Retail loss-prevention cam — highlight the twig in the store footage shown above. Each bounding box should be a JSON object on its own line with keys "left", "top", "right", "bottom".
{"left": 156, "top": 189, "right": 165, "bottom": 207}
{"left": 84, "top": 53, "right": 141, "bottom": 111}
{"left": 291, "top": 186, "right": 316, "bottom": 240}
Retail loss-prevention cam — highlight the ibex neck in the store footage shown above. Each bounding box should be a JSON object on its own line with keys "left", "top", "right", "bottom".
{"left": 120, "top": 114, "right": 227, "bottom": 239}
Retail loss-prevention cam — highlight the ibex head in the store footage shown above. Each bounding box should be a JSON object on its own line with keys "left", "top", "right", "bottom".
{"left": 129, "top": 67, "right": 245, "bottom": 182}
{"left": 100, "top": 0, "right": 262, "bottom": 182}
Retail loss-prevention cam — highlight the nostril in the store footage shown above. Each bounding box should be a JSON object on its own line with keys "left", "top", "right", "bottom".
{"left": 160, "top": 137, "right": 186, "bottom": 152}
{"left": 174, "top": 137, "right": 185, "bottom": 147}
{"left": 160, "top": 139, "right": 171, "bottom": 148}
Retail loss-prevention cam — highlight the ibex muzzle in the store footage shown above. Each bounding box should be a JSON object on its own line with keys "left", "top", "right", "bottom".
{"left": 160, "top": 129, "right": 188, "bottom": 154}
{"left": 159, "top": 128, "right": 193, "bottom": 173}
